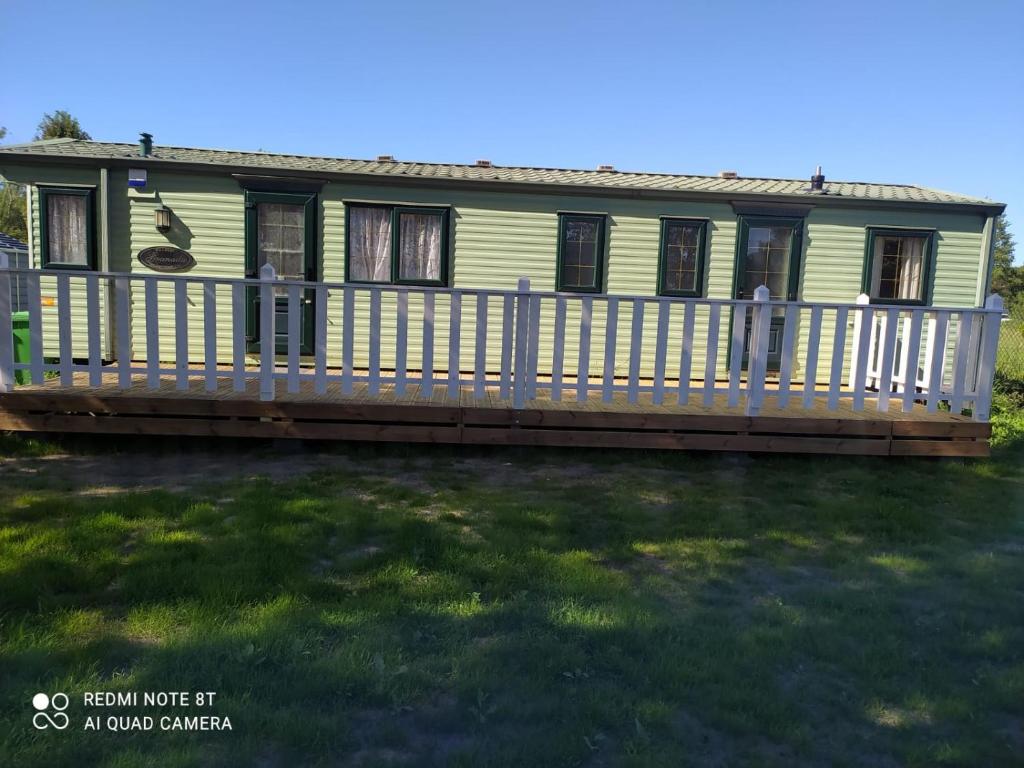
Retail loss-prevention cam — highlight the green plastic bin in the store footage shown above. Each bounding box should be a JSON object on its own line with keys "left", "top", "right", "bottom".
{"left": 11, "top": 311, "right": 29, "bottom": 385}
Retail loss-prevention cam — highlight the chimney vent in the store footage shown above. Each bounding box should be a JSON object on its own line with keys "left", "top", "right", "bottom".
{"left": 475, "top": 159, "right": 492, "bottom": 167}
{"left": 139, "top": 132, "right": 153, "bottom": 158}
{"left": 376, "top": 154, "right": 395, "bottom": 162}
{"left": 718, "top": 170, "right": 738, "bottom": 179}
{"left": 810, "top": 165, "right": 825, "bottom": 192}
{"left": 597, "top": 164, "right": 615, "bottom": 172}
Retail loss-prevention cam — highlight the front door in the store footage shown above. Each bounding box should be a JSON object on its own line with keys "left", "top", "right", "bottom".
{"left": 245, "top": 191, "right": 317, "bottom": 354}
{"left": 735, "top": 216, "right": 803, "bottom": 370}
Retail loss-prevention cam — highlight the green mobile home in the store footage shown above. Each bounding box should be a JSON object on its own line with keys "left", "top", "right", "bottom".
{"left": 0, "top": 133, "right": 1005, "bottom": 394}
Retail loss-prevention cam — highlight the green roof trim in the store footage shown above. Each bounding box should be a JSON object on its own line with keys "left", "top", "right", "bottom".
{"left": 0, "top": 138, "right": 1005, "bottom": 211}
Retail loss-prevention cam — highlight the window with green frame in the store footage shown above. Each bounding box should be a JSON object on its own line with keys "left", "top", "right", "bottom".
{"left": 862, "top": 227, "right": 935, "bottom": 305}
{"left": 657, "top": 218, "right": 707, "bottom": 297}
{"left": 557, "top": 213, "right": 606, "bottom": 293}
{"left": 345, "top": 203, "right": 449, "bottom": 286}
{"left": 39, "top": 186, "right": 96, "bottom": 269}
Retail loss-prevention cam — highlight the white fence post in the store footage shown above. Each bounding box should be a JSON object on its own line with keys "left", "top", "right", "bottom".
{"left": 745, "top": 285, "right": 771, "bottom": 416}
{"left": 259, "top": 263, "right": 276, "bottom": 401}
{"left": 848, "top": 293, "right": 870, "bottom": 388}
{"left": 0, "top": 252, "right": 12, "bottom": 392}
{"left": 973, "top": 294, "right": 1003, "bottom": 422}
{"left": 512, "top": 277, "right": 530, "bottom": 409}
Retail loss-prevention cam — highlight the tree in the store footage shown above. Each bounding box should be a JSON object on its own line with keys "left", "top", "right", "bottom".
{"left": 34, "top": 110, "right": 91, "bottom": 141}
{"left": 0, "top": 182, "right": 27, "bottom": 241}
{"left": 990, "top": 214, "right": 1023, "bottom": 311}
{"left": 0, "top": 127, "right": 6, "bottom": 141}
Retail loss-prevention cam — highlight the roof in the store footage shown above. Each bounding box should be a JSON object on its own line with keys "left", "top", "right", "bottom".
{"left": 0, "top": 138, "right": 1004, "bottom": 211}
{"left": 0, "top": 232, "right": 28, "bottom": 251}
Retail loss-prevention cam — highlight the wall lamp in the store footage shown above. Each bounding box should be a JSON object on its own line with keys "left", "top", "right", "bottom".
{"left": 154, "top": 205, "right": 172, "bottom": 234}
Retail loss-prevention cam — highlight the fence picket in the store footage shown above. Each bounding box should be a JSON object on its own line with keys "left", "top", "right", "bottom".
{"left": 678, "top": 302, "right": 695, "bottom": 405}
{"left": 802, "top": 306, "right": 823, "bottom": 409}
{"left": 526, "top": 292, "right": 541, "bottom": 401}
{"left": 652, "top": 300, "right": 669, "bottom": 405}
{"left": 901, "top": 310, "right": 923, "bottom": 412}
{"left": 474, "top": 293, "right": 488, "bottom": 400}
{"left": 314, "top": 285, "right": 328, "bottom": 395}
{"left": 447, "top": 291, "right": 461, "bottom": 399}
{"left": 369, "top": 287, "right": 382, "bottom": 396}
{"left": 259, "top": 264, "right": 276, "bottom": 401}
{"left": 395, "top": 291, "right": 408, "bottom": 396}
{"left": 828, "top": 307, "right": 850, "bottom": 410}
{"left": 627, "top": 300, "right": 644, "bottom": 404}
{"left": 728, "top": 305, "right": 746, "bottom": 408}
{"left": 577, "top": 297, "right": 593, "bottom": 402}
{"left": 512, "top": 278, "right": 530, "bottom": 409}
{"left": 144, "top": 279, "right": 159, "bottom": 389}
{"left": 231, "top": 283, "right": 246, "bottom": 392}
{"left": 926, "top": 311, "right": 949, "bottom": 412}
{"left": 851, "top": 305, "right": 871, "bottom": 411}
{"left": 949, "top": 312, "right": 973, "bottom": 414}
{"left": 86, "top": 274, "right": 102, "bottom": 387}
{"left": 287, "top": 283, "right": 301, "bottom": 394}
{"left": 703, "top": 305, "right": 721, "bottom": 407}
{"left": 777, "top": 304, "right": 798, "bottom": 409}
{"left": 876, "top": 308, "right": 899, "bottom": 412}
{"left": 551, "top": 295, "right": 567, "bottom": 402}
{"left": 28, "top": 271, "right": 44, "bottom": 386}
{"left": 499, "top": 294, "right": 513, "bottom": 399}
{"left": 174, "top": 280, "right": 189, "bottom": 391}
{"left": 0, "top": 256, "right": 11, "bottom": 392}
{"left": 973, "top": 296, "right": 1003, "bottom": 421}
{"left": 422, "top": 291, "right": 435, "bottom": 399}
{"left": 342, "top": 286, "right": 355, "bottom": 395}
{"left": 204, "top": 282, "right": 217, "bottom": 392}
{"left": 602, "top": 297, "right": 619, "bottom": 403}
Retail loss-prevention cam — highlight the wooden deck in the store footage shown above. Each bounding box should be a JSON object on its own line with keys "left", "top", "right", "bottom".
{"left": 0, "top": 372, "right": 991, "bottom": 456}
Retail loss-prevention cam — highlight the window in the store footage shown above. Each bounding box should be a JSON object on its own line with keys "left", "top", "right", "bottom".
{"left": 557, "top": 213, "right": 605, "bottom": 292}
{"left": 735, "top": 217, "right": 802, "bottom": 301}
{"left": 658, "top": 218, "right": 707, "bottom": 297}
{"left": 863, "top": 228, "right": 934, "bottom": 304}
{"left": 346, "top": 204, "right": 448, "bottom": 285}
{"left": 39, "top": 187, "right": 95, "bottom": 269}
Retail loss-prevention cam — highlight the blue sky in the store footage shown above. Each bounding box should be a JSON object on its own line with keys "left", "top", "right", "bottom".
{"left": 4, "top": 0, "right": 1021, "bottom": 256}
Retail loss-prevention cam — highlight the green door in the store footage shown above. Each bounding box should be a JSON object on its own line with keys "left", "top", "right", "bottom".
{"left": 244, "top": 191, "right": 318, "bottom": 354}
{"left": 734, "top": 216, "right": 803, "bottom": 370}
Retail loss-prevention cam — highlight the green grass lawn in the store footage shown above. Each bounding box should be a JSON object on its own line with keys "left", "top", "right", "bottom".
{"left": 1, "top": 424, "right": 1022, "bottom": 767}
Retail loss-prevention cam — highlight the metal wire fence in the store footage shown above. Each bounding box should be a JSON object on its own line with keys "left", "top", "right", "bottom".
{"left": 997, "top": 300, "right": 1024, "bottom": 387}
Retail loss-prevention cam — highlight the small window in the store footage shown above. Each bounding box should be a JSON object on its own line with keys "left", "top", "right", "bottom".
{"left": 557, "top": 213, "right": 605, "bottom": 292}
{"left": 346, "top": 204, "right": 448, "bottom": 285}
{"left": 864, "top": 228, "right": 934, "bottom": 304}
{"left": 40, "top": 187, "right": 95, "bottom": 269}
{"left": 658, "top": 218, "right": 707, "bottom": 297}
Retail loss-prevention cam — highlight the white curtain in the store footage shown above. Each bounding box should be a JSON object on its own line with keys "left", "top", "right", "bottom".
{"left": 399, "top": 213, "right": 442, "bottom": 281}
{"left": 898, "top": 237, "right": 924, "bottom": 299}
{"left": 349, "top": 206, "right": 392, "bottom": 281}
{"left": 47, "top": 194, "right": 88, "bottom": 265}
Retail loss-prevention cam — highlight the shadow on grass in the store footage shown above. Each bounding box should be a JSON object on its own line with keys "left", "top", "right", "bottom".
{"left": 0, "top": 434, "right": 1023, "bottom": 767}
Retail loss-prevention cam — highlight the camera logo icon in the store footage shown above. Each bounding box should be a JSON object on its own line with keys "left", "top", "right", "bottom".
{"left": 32, "top": 692, "right": 70, "bottom": 730}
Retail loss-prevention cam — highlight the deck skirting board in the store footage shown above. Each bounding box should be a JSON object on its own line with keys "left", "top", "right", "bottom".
{"left": 0, "top": 390, "right": 990, "bottom": 457}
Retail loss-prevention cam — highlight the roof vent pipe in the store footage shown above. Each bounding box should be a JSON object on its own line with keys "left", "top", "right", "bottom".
{"left": 810, "top": 165, "right": 825, "bottom": 191}
{"left": 139, "top": 133, "right": 153, "bottom": 157}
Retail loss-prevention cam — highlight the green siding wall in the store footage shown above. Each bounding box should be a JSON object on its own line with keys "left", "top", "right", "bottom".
{"left": 1, "top": 164, "right": 989, "bottom": 385}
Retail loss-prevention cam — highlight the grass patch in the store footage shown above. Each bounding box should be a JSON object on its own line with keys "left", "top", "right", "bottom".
{"left": 1, "top": 433, "right": 1023, "bottom": 767}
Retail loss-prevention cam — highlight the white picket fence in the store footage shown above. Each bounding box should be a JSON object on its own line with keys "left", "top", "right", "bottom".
{"left": 0, "top": 255, "right": 1004, "bottom": 421}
